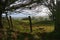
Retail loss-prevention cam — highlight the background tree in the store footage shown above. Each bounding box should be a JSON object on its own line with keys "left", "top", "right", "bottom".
{"left": 43, "top": 0, "right": 60, "bottom": 39}
{"left": 0, "top": 0, "right": 17, "bottom": 39}
{"left": 0, "top": 0, "right": 17, "bottom": 28}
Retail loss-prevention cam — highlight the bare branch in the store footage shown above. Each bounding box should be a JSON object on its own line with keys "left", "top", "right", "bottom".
{"left": 6, "top": 0, "right": 43, "bottom": 11}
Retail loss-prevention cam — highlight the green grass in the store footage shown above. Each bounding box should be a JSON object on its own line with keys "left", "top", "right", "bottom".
{"left": 14, "top": 20, "right": 54, "bottom": 32}
{"left": 3, "top": 19, "right": 54, "bottom": 33}
{"left": 3, "top": 19, "right": 55, "bottom": 40}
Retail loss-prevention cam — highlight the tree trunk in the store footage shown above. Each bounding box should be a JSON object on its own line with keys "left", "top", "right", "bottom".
{"left": 47, "top": 1, "right": 60, "bottom": 40}
{"left": 51, "top": 1, "right": 60, "bottom": 39}
{"left": 55, "top": 0, "right": 60, "bottom": 34}
{"left": 0, "top": 10, "right": 4, "bottom": 40}
{"left": 0, "top": 11, "right": 3, "bottom": 28}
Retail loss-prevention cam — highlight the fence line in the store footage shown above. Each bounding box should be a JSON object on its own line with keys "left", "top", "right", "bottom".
{"left": 2, "top": 14, "right": 52, "bottom": 40}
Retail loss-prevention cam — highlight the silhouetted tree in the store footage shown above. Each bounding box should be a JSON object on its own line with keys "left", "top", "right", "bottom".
{"left": 0, "top": 0, "right": 17, "bottom": 39}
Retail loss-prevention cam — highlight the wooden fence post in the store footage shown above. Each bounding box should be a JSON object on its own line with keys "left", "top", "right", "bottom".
{"left": 5, "top": 12, "right": 10, "bottom": 40}
{"left": 5, "top": 13, "right": 10, "bottom": 28}
{"left": 5, "top": 13, "right": 12, "bottom": 40}
{"left": 7, "top": 16, "right": 14, "bottom": 40}
{"left": 28, "top": 16, "right": 32, "bottom": 32}
{"left": 9, "top": 16, "right": 13, "bottom": 29}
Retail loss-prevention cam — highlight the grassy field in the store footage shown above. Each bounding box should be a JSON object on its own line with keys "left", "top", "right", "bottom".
{"left": 12, "top": 19, "right": 54, "bottom": 33}
{"left": 3, "top": 19, "right": 55, "bottom": 40}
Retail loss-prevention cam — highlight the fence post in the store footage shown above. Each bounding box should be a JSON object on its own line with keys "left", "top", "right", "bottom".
{"left": 5, "top": 13, "right": 11, "bottom": 40}
{"left": 7, "top": 16, "right": 14, "bottom": 40}
{"left": 9, "top": 16, "right": 13, "bottom": 29}
{"left": 28, "top": 16, "right": 32, "bottom": 32}
{"left": 5, "top": 12, "right": 11, "bottom": 28}
{"left": 4, "top": 12, "right": 11, "bottom": 40}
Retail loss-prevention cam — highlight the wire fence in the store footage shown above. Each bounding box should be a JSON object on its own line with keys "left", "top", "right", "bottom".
{"left": 0, "top": 14, "right": 54, "bottom": 40}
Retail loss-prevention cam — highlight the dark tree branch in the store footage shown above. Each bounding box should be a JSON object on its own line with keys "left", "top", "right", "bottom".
{"left": 6, "top": 0, "right": 43, "bottom": 11}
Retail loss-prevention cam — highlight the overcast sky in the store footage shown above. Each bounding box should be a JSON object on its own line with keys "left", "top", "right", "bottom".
{"left": 9, "top": 5, "right": 51, "bottom": 18}
{"left": 2, "top": 0, "right": 53, "bottom": 19}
